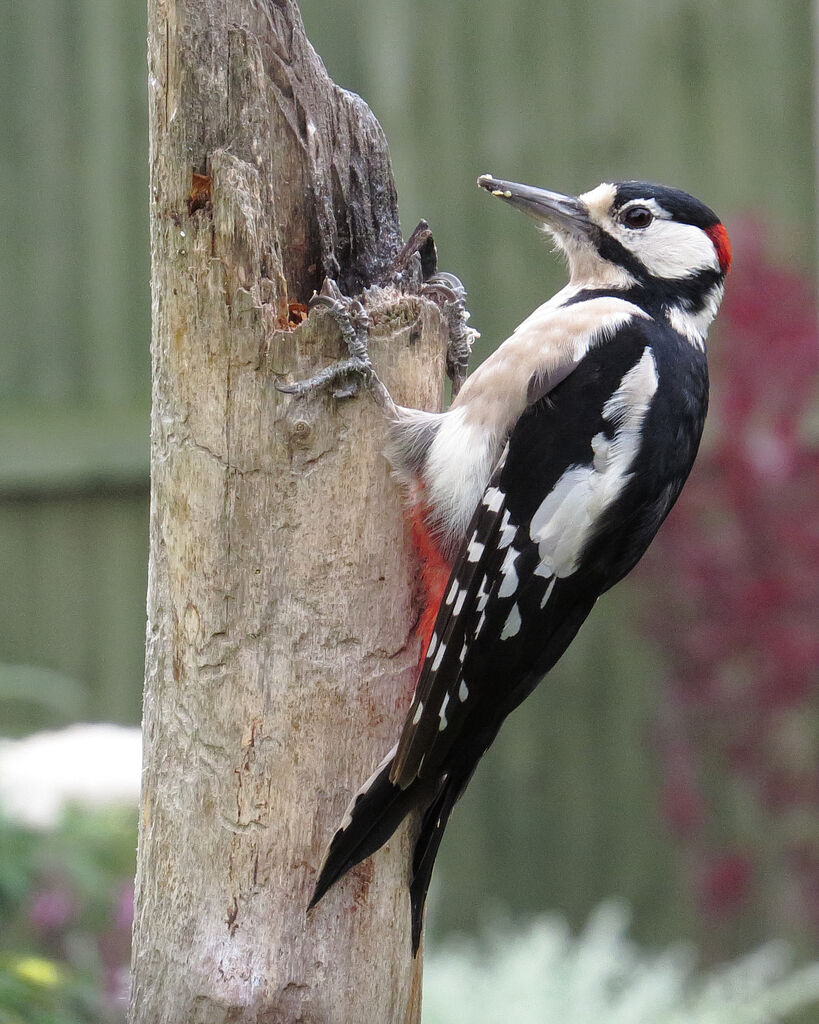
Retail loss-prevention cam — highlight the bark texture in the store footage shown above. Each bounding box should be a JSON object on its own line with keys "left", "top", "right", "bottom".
{"left": 131, "top": 2, "right": 446, "bottom": 1021}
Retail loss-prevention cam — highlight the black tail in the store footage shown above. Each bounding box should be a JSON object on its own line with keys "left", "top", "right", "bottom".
{"left": 309, "top": 745, "right": 426, "bottom": 909}
{"left": 310, "top": 748, "right": 469, "bottom": 956}
{"left": 408, "top": 769, "right": 473, "bottom": 953}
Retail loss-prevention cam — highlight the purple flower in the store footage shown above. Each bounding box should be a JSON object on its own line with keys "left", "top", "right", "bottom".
{"left": 28, "top": 887, "right": 75, "bottom": 933}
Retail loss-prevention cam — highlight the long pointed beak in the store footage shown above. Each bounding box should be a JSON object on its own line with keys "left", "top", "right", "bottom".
{"left": 477, "top": 174, "right": 592, "bottom": 239}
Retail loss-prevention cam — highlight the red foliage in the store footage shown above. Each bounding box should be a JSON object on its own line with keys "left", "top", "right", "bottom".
{"left": 701, "top": 851, "right": 754, "bottom": 916}
{"left": 640, "top": 221, "right": 819, "bottom": 940}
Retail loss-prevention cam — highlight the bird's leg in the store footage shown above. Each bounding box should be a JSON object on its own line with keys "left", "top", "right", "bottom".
{"left": 420, "top": 272, "right": 479, "bottom": 397}
{"left": 277, "top": 227, "right": 478, "bottom": 406}
{"left": 276, "top": 278, "right": 397, "bottom": 416}
{"left": 393, "top": 221, "right": 479, "bottom": 396}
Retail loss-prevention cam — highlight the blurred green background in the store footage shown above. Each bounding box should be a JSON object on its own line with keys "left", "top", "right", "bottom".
{"left": 1, "top": 1, "right": 817, "bottom": 1015}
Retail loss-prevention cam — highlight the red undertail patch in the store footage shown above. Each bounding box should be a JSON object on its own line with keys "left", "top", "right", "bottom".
{"left": 706, "top": 223, "right": 732, "bottom": 274}
{"left": 407, "top": 501, "right": 451, "bottom": 668}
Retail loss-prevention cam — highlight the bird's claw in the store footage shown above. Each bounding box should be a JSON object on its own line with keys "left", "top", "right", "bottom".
{"left": 275, "top": 355, "right": 374, "bottom": 400}
{"left": 307, "top": 279, "right": 371, "bottom": 362}
{"left": 276, "top": 279, "right": 394, "bottom": 412}
{"left": 420, "top": 272, "right": 466, "bottom": 304}
{"left": 421, "top": 273, "right": 479, "bottom": 396}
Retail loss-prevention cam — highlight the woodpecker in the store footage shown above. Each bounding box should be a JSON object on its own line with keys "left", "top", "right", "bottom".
{"left": 303, "top": 174, "right": 732, "bottom": 954}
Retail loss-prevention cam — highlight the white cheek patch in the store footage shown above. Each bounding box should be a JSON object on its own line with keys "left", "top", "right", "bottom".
{"left": 530, "top": 347, "right": 659, "bottom": 579}
{"left": 620, "top": 219, "right": 720, "bottom": 279}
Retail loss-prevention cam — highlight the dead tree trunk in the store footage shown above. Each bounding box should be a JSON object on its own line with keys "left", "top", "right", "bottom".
{"left": 130, "top": 2, "right": 446, "bottom": 1020}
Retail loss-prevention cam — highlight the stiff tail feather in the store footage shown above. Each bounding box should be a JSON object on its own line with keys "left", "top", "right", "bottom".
{"left": 309, "top": 745, "right": 426, "bottom": 909}
{"left": 309, "top": 746, "right": 465, "bottom": 956}
{"left": 409, "top": 769, "right": 472, "bottom": 954}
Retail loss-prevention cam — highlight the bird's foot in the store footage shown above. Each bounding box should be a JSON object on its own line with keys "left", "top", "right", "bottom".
{"left": 420, "top": 272, "right": 479, "bottom": 396}
{"left": 276, "top": 278, "right": 396, "bottom": 414}
{"left": 390, "top": 223, "right": 478, "bottom": 395}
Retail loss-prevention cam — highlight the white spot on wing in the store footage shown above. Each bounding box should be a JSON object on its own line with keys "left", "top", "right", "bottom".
{"left": 438, "top": 694, "right": 450, "bottom": 731}
{"left": 445, "top": 579, "right": 459, "bottom": 605}
{"left": 426, "top": 633, "right": 438, "bottom": 660}
{"left": 483, "top": 486, "right": 504, "bottom": 511}
{"left": 431, "top": 642, "right": 446, "bottom": 672}
{"left": 458, "top": 680, "right": 469, "bottom": 702}
{"left": 497, "top": 508, "right": 517, "bottom": 549}
{"left": 412, "top": 702, "right": 423, "bottom": 724}
{"left": 454, "top": 590, "right": 466, "bottom": 615}
{"left": 467, "top": 534, "right": 484, "bottom": 562}
{"left": 500, "top": 603, "right": 522, "bottom": 640}
{"left": 497, "top": 547, "right": 519, "bottom": 598}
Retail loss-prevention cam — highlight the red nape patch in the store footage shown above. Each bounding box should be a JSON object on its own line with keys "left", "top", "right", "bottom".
{"left": 706, "top": 223, "right": 733, "bottom": 274}
{"left": 407, "top": 502, "right": 452, "bottom": 668}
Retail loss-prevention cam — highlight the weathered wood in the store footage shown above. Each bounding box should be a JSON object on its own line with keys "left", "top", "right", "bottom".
{"left": 131, "top": 1, "right": 446, "bottom": 1020}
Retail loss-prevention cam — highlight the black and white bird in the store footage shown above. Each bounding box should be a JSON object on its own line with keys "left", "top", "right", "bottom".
{"left": 308, "top": 174, "right": 732, "bottom": 953}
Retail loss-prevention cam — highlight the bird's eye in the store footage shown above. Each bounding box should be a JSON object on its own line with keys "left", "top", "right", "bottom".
{"left": 622, "top": 206, "right": 653, "bottom": 229}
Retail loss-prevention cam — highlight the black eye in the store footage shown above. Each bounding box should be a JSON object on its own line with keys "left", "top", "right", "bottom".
{"left": 622, "top": 206, "right": 653, "bottom": 229}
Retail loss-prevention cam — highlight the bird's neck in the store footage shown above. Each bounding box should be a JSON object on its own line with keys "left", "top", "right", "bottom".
{"left": 560, "top": 272, "right": 724, "bottom": 351}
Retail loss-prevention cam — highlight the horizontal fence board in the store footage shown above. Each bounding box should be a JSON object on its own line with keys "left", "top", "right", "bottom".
{"left": 0, "top": 406, "right": 149, "bottom": 496}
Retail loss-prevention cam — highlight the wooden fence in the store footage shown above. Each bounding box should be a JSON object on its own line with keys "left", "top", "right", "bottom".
{"left": 1, "top": 0, "right": 814, "bottom": 950}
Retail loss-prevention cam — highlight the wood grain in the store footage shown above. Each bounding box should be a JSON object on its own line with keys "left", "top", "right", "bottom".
{"left": 131, "top": 1, "right": 446, "bottom": 1019}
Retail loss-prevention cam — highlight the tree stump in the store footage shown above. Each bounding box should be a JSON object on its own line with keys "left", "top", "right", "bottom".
{"left": 131, "top": 2, "right": 447, "bottom": 1020}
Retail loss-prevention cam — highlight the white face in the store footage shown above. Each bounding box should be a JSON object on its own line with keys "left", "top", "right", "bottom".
{"left": 579, "top": 183, "right": 722, "bottom": 280}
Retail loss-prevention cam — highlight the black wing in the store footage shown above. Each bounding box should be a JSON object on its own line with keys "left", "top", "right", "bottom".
{"left": 391, "top": 319, "right": 708, "bottom": 789}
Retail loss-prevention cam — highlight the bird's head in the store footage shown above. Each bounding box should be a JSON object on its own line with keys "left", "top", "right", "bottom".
{"left": 478, "top": 174, "right": 731, "bottom": 341}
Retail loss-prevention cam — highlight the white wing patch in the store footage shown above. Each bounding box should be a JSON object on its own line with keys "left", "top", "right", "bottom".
{"left": 540, "top": 576, "right": 557, "bottom": 609}
{"left": 530, "top": 347, "right": 659, "bottom": 580}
